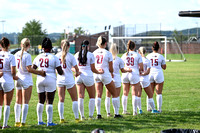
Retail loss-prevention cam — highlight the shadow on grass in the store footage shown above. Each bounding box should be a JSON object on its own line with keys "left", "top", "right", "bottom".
{"left": 1, "top": 111, "right": 200, "bottom": 133}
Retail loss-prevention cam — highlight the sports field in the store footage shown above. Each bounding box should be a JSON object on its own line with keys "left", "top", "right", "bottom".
{"left": 2, "top": 54, "right": 200, "bottom": 133}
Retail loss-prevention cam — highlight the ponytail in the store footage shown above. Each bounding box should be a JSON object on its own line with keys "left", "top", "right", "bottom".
{"left": 0, "top": 37, "right": 9, "bottom": 49}
{"left": 20, "top": 38, "right": 30, "bottom": 71}
{"left": 61, "top": 39, "right": 70, "bottom": 64}
{"left": 96, "top": 36, "right": 107, "bottom": 48}
{"left": 152, "top": 41, "right": 160, "bottom": 51}
{"left": 109, "top": 43, "right": 118, "bottom": 59}
{"left": 78, "top": 40, "right": 89, "bottom": 65}
{"left": 126, "top": 40, "right": 135, "bottom": 55}
{"left": 138, "top": 47, "right": 146, "bottom": 56}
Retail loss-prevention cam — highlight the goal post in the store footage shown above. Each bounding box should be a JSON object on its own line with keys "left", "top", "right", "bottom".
{"left": 111, "top": 36, "right": 186, "bottom": 62}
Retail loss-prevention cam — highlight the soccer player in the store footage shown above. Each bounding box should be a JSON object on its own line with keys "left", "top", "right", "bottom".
{"left": 33, "top": 37, "right": 63, "bottom": 126}
{"left": 74, "top": 40, "right": 104, "bottom": 120}
{"left": 121, "top": 40, "right": 143, "bottom": 116}
{"left": 14, "top": 38, "right": 46, "bottom": 127}
{"left": 93, "top": 36, "right": 121, "bottom": 119}
{"left": 137, "top": 47, "right": 160, "bottom": 114}
{"left": 0, "top": 37, "right": 16, "bottom": 129}
{"left": 146, "top": 41, "right": 166, "bottom": 112}
{"left": 56, "top": 39, "right": 81, "bottom": 123}
{"left": 105, "top": 43, "right": 132, "bottom": 117}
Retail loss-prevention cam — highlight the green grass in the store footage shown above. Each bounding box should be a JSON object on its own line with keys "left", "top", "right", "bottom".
{"left": 1, "top": 54, "right": 200, "bottom": 133}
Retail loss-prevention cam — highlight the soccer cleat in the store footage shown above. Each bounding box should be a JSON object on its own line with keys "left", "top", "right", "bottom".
{"left": 151, "top": 110, "right": 160, "bottom": 113}
{"left": 147, "top": 109, "right": 152, "bottom": 112}
{"left": 122, "top": 111, "right": 131, "bottom": 115}
{"left": 2, "top": 125, "right": 11, "bottom": 129}
{"left": 60, "top": 119, "right": 66, "bottom": 124}
{"left": 15, "top": 122, "right": 21, "bottom": 127}
{"left": 139, "top": 110, "right": 143, "bottom": 114}
{"left": 133, "top": 112, "right": 138, "bottom": 116}
{"left": 47, "top": 122, "right": 57, "bottom": 127}
{"left": 20, "top": 123, "right": 26, "bottom": 127}
{"left": 81, "top": 116, "right": 86, "bottom": 121}
{"left": 107, "top": 113, "right": 112, "bottom": 117}
{"left": 88, "top": 116, "right": 95, "bottom": 120}
{"left": 75, "top": 118, "right": 80, "bottom": 123}
{"left": 114, "top": 114, "right": 123, "bottom": 118}
{"left": 38, "top": 121, "right": 46, "bottom": 125}
{"left": 96, "top": 114, "right": 102, "bottom": 119}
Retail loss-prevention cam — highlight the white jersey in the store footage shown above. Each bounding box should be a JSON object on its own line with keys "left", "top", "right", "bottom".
{"left": 14, "top": 50, "right": 32, "bottom": 81}
{"left": 146, "top": 53, "right": 166, "bottom": 73}
{"left": 121, "top": 51, "right": 143, "bottom": 75}
{"left": 0, "top": 51, "right": 16, "bottom": 83}
{"left": 140, "top": 57, "right": 151, "bottom": 82}
{"left": 56, "top": 52, "right": 77, "bottom": 84}
{"left": 113, "top": 56, "right": 124, "bottom": 83}
{"left": 93, "top": 48, "right": 113, "bottom": 76}
{"left": 33, "top": 53, "right": 60, "bottom": 79}
{"left": 74, "top": 51, "right": 95, "bottom": 76}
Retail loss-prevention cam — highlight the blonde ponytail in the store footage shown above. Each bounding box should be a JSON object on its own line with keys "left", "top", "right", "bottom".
{"left": 109, "top": 43, "right": 118, "bottom": 60}
{"left": 96, "top": 36, "right": 102, "bottom": 48}
{"left": 61, "top": 39, "right": 70, "bottom": 64}
{"left": 138, "top": 47, "right": 146, "bottom": 56}
{"left": 20, "top": 38, "right": 30, "bottom": 71}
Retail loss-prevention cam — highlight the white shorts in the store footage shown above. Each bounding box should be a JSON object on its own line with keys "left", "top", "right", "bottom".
{"left": 36, "top": 76, "right": 56, "bottom": 93}
{"left": 122, "top": 73, "right": 140, "bottom": 85}
{"left": 114, "top": 82, "right": 121, "bottom": 88}
{"left": 94, "top": 73, "right": 112, "bottom": 85}
{"left": 0, "top": 82, "right": 14, "bottom": 93}
{"left": 15, "top": 79, "right": 33, "bottom": 90}
{"left": 149, "top": 71, "right": 164, "bottom": 83}
{"left": 140, "top": 81, "right": 150, "bottom": 88}
{"left": 57, "top": 83, "right": 75, "bottom": 89}
{"left": 75, "top": 75, "right": 94, "bottom": 87}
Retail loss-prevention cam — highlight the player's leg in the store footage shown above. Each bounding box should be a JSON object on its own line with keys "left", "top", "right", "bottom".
{"left": 137, "top": 84, "right": 142, "bottom": 114}
{"left": 77, "top": 83, "right": 85, "bottom": 120}
{"left": 57, "top": 86, "right": 66, "bottom": 123}
{"left": 105, "top": 89, "right": 111, "bottom": 117}
{"left": 0, "top": 90, "right": 3, "bottom": 128}
{"left": 122, "top": 83, "right": 130, "bottom": 114}
{"left": 95, "top": 82, "right": 103, "bottom": 119}
{"left": 37, "top": 92, "right": 46, "bottom": 125}
{"left": 14, "top": 89, "right": 22, "bottom": 127}
{"left": 85, "top": 84, "right": 95, "bottom": 118}
{"left": 131, "top": 82, "right": 140, "bottom": 116}
{"left": 155, "top": 82, "right": 164, "bottom": 112}
{"left": 46, "top": 90, "right": 56, "bottom": 126}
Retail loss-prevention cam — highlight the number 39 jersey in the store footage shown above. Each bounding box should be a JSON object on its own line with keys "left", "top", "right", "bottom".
{"left": 121, "top": 51, "right": 143, "bottom": 75}
{"left": 0, "top": 51, "right": 16, "bottom": 83}
{"left": 33, "top": 53, "right": 60, "bottom": 79}
{"left": 93, "top": 48, "right": 113, "bottom": 74}
{"left": 146, "top": 53, "right": 166, "bottom": 73}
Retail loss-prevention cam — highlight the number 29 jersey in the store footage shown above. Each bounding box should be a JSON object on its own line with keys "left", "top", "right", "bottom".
{"left": 93, "top": 48, "right": 113, "bottom": 75}
{"left": 33, "top": 53, "right": 60, "bottom": 79}
{"left": 121, "top": 51, "right": 143, "bottom": 75}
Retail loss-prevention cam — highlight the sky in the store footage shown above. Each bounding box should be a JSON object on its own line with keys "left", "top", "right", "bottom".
{"left": 1, "top": 0, "right": 200, "bottom": 34}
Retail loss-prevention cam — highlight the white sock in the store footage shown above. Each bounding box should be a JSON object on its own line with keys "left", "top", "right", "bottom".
{"left": 46, "top": 104, "right": 53, "bottom": 123}
{"left": 148, "top": 98, "right": 156, "bottom": 110}
{"left": 72, "top": 101, "right": 79, "bottom": 119}
{"left": 95, "top": 98, "right": 101, "bottom": 115}
{"left": 105, "top": 97, "right": 110, "bottom": 114}
{"left": 14, "top": 103, "right": 21, "bottom": 123}
{"left": 37, "top": 103, "right": 44, "bottom": 122}
{"left": 117, "top": 96, "right": 120, "bottom": 108}
{"left": 58, "top": 102, "right": 64, "bottom": 119}
{"left": 89, "top": 98, "right": 95, "bottom": 117}
{"left": 156, "top": 94, "right": 162, "bottom": 111}
{"left": 146, "top": 96, "right": 150, "bottom": 111}
{"left": 112, "top": 98, "right": 119, "bottom": 115}
{"left": 122, "top": 95, "right": 128, "bottom": 113}
{"left": 132, "top": 96, "right": 138, "bottom": 115}
{"left": 21, "top": 104, "right": 29, "bottom": 123}
{"left": 137, "top": 97, "right": 141, "bottom": 110}
{"left": 78, "top": 98, "right": 84, "bottom": 118}
{"left": 0, "top": 106, "right": 2, "bottom": 121}
{"left": 3, "top": 105, "right": 10, "bottom": 127}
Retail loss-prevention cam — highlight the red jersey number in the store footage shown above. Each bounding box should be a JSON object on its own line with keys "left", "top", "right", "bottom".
{"left": 151, "top": 59, "right": 158, "bottom": 66}
{"left": 96, "top": 55, "right": 103, "bottom": 64}
{"left": 39, "top": 58, "right": 49, "bottom": 68}
{"left": 126, "top": 57, "right": 134, "bottom": 66}
{"left": 59, "top": 59, "right": 66, "bottom": 68}
{"left": 17, "top": 59, "right": 20, "bottom": 69}
{"left": 0, "top": 59, "right": 3, "bottom": 69}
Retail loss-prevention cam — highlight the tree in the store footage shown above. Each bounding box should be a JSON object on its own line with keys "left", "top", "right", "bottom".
{"left": 74, "top": 27, "right": 85, "bottom": 35}
{"left": 18, "top": 19, "right": 47, "bottom": 46}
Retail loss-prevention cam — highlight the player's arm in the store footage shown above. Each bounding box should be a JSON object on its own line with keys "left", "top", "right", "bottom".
{"left": 11, "top": 66, "right": 19, "bottom": 80}
{"left": 140, "top": 68, "right": 150, "bottom": 76}
{"left": 73, "top": 65, "right": 81, "bottom": 77}
{"left": 161, "top": 64, "right": 166, "bottom": 70}
{"left": 56, "top": 66, "right": 63, "bottom": 75}
{"left": 91, "top": 63, "right": 104, "bottom": 74}
{"left": 139, "top": 62, "right": 144, "bottom": 72}
{"left": 120, "top": 67, "right": 132, "bottom": 73}
{"left": 26, "top": 65, "right": 46, "bottom": 77}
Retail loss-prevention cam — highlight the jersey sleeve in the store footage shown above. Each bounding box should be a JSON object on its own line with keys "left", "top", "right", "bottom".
{"left": 90, "top": 53, "right": 95, "bottom": 64}
{"left": 71, "top": 54, "right": 77, "bottom": 67}
{"left": 108, "top": 52, "right": 113, "bottom": 62}
{"left": 33, "top": 56, "right": 39, "bottom": 67}
{"left": 10, "top": 55, "right": 16, "bottom": 67}
{"left": 55, "top": 56, "right": 61, "bottom": 67}
{"left": 138, "top": 54, "right": 143, "bottom": 63}
{"left": 121, "top": 54, "right": 126, "bottom": 62}
{"left": 26, "top": 54, "right": 32, "bottom": 66}
{"left": 161, "top": 55, "right": 166, "bottom": 65}
{"left": 119, "top": 58, "right": 124, "bottom": 69}
{"left": 147, "top": 59, "right": 151, "bottom": 69}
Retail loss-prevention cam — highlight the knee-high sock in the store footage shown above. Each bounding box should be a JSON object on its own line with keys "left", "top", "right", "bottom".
{"left": 0, "top": 106, "right": 2, "bottom": 122}
{"left": 132, "top": 96, "right": 138, "bottom": 115}
{"left": 37, "top": 103, "right": 44, "bottom": 122}
{"left": 156, "top": 94, "right": 162, "bottom": 111}
{"left": 46, "top": 104, "right": 53, "bottom": 123}
{"left": 112, "top": 97, "right": 119, "bottom": 115}
{"left": 21, "top": 104, "right": 29, "bottom": 123}
{"left": 105, "top": 97, "right": 110, "bottom": 114}
{"left": 14, "top": 103, "right": 21, "bottom": 123}
{"left": 137, "top": 97, "right": 141, "bottom": 110}
{"left": 148, "top": 98, "right": 155, "bottom": 110}
{"left": 89, "top": 98, "right": 95, "bottom": 117}
{"left": 72, "top": 101, "right": 79, "bottom": 119}
{"left": 78, "top": 98, "right": 84, "bottom": 117}
{"left": 3, "top": 105, "right": 10, "bottom": 127}
{"left": 58, "top": 102, "right": 64, "bottom": 119}
{"left": 122, "top": 95, "right": 128, "bottom": 113}
{"left": 95, "top": 98, "right": 101, "bottom": 115}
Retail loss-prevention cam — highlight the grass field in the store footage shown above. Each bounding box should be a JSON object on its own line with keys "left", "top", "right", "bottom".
{"left": 1, "top": 54, "right": 200, "bottom": 133}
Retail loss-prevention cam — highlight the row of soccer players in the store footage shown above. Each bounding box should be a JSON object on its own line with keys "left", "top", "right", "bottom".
{"left": 0, "top": 36, "right": 166, "bottom": 129}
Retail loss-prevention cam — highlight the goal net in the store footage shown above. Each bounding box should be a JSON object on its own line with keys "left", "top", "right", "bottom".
{"left": 111, "top": 36, "right": 186, "bottom": 62}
